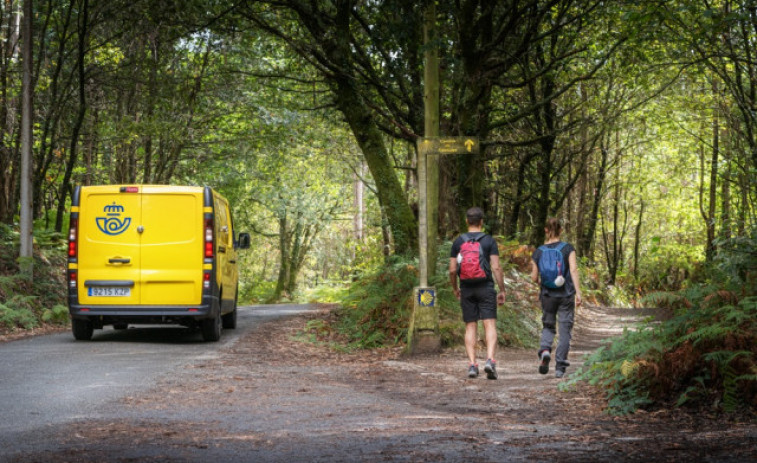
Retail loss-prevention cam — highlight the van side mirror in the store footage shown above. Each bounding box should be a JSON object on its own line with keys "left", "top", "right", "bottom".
{"left": 237, "top": 232, "right": 251, "bottom": 250}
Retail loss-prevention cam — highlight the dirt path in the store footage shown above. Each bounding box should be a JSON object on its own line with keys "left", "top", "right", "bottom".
{"left": 15, "top": 304, "right": 757, "bottom": 462}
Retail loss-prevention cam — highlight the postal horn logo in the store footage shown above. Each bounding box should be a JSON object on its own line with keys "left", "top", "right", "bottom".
{"left": 96, "top": 202, "right": 131, "bottom": 236}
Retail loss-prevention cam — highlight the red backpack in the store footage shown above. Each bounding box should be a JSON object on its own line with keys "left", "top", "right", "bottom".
{"left": 457, "top": 233, "right": 492, "bottom": 283}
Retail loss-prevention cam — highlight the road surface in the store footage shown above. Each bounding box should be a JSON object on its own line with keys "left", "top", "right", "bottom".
{"left": 0, "top": 304, "right": 315, "bottom": 460}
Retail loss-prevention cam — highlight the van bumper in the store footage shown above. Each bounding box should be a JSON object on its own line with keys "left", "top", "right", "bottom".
{"left": 68, "top": 300, "right": 219, "bottom": 327}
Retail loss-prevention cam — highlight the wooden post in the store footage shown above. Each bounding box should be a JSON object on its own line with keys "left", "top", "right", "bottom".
{"left": 408, "top": 0, "right": 441, "bottom": 354}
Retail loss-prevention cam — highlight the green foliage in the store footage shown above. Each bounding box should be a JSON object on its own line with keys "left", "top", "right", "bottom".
{"left": 42, "top": 304, "right": 70, "bottom": 324}
{"left": 565, "top": 290, "right": 757, "bottom": 415}
{"left": 240, "top": 280, "right": 278, "bottom": 304}
{"left": 712, "top": 226, "right": 757, "bottom": 288}
{"left": 496, "top": 301, "right": 540, "bottom": 349}
{"left": 333, "top": 256, "right": 417, "bottom": 350}
{"left": 0, "top": 226, "right": 69, "bottom": 333}
{"left": 635, "top": 240, "right": 704, "bottom": 291}
{"left": 0, "top": 296, "right": 39, "bottom": 331}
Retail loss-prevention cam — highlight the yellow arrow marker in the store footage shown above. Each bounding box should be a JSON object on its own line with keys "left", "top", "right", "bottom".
{"left": 465, "top": 139, "right": 475, "bottom": 152}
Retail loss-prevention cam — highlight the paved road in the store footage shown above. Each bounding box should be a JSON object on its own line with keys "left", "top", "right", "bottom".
{"left": 0, "top": 304, "right": 315, "bottom": 459}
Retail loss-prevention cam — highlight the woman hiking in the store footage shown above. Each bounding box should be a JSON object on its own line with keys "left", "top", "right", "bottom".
{"left": 530, "top": 218, "right": 582, "bottom": 378}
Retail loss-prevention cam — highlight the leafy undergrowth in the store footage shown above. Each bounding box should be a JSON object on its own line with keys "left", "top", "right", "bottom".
{"left": 565, "top": 287, "right": 757, "bottom": 415}
{"left": 302, "top": 242, "right": 542, "bottom": 352}
{"left": 0, "top": 226, "right": 69, "bottom": 336}
{"left": 563, "top": 228, "right": 757, "bottom": 415}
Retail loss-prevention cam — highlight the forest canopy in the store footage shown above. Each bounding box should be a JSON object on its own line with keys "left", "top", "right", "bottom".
{"left": 0, "top": 0, "right": 754, "bottom": 300}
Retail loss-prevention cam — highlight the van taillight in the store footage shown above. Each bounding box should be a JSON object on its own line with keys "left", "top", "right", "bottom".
{"left": 203, "top": 271, "right": 211, "bottom": 290}
{"left": 204, "top": 217, "right": 214, "bottom": 258}
{"left": 68, "top": 218, "right": 78, "bottom": 258}
{"left": 120, "top": 186, "right": 139, "bottom": 193}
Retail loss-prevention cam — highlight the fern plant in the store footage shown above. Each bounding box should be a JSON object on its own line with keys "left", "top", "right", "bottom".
{"left": 567, "top": 290, "right": 757, "bottom": 414}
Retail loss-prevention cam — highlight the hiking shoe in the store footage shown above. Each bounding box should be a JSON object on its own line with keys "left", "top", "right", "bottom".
{"left": 538, "top": 350, "right": 551, "bottom": 375}
{"left": 468, "top": 364, "right": 479, "bottom": 378}
{"left": 555, "top": 369, "right": 566, "bottom": 379}
{"left": 484, "top": 359, "right": 498, "bottom": 380}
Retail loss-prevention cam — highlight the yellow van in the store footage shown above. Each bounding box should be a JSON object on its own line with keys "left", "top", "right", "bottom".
{"left": 66, "top": 185, "right": 250, "bottom": 342}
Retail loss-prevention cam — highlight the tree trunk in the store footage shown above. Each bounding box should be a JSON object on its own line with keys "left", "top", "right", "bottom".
{"left": 55, "top": 0, "right": 88, "bottom": 232}
{"left": 0, "top": 4, "right": 16, "bottom": 224}
{"left": 333, "top": 76, "right": 417, "bottom": 256}
{"left": 578, "top": 141, "right": 609, "bottom": 261}
{"left": 273, "top": 214, "right": 290, "bottom": 300}
{"left": 353, "top": 161, "right": 364, "bottom": 244}
{"left": 633, "top": 199, "right": 644, "bottom": 282}
{"left": 701, "top": 82, "right": 719, "bottom": 263}
{"left": 19, "top": 0, "right": 33, "bottom": 270}
{"left": 720, "top": 152, "right": 731, "bottom": 241}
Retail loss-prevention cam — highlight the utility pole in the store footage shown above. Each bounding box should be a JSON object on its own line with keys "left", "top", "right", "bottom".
{"left": 19, "top": 0, "right": 33, "bottom": 276}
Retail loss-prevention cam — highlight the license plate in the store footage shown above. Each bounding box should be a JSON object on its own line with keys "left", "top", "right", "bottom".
{"left": 88, "top": 287, "right": 131, "bottom": 297}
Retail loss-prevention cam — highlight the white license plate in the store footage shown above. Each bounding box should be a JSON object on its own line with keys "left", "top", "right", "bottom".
{"left": 88, "top": 287, "right": 131, "bottom": 297}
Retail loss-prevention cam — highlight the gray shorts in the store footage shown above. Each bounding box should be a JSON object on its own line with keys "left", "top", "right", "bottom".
{"left": 460, "top": 285, "right": 497, "bottom": 323}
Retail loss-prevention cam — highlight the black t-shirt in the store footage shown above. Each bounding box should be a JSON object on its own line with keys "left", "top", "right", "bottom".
{"left": 532, "top": 241, "right": 576, "bottom": 298}
{"left": 450, "top": 232, "right": 499, "bottom": 288}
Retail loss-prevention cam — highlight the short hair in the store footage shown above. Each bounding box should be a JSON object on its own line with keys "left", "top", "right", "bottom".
{"left": 466, "top": 207, "right": 484, "bottom": 225}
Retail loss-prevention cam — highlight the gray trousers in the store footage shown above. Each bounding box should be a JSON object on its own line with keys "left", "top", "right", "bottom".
{"left": 539, "top": 294, "right": 575, "bottom": 371}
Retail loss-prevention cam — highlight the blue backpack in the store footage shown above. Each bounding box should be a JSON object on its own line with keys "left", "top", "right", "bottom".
{"left": 538, "top": 242, "right": 567, "bottom": 289}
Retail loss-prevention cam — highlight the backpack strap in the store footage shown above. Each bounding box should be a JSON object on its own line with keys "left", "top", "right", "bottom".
{"left": 540, "top": 242, "right": 567, "bottom": 252}
{"left": 462, "top": 232, "right": 485, "bottom": 243}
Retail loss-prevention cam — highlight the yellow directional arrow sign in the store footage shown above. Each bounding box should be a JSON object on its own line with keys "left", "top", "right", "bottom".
{"left": 419, "top": 137, "right": 480, "bottom": 155}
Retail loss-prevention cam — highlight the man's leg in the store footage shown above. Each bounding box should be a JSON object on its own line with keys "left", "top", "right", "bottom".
{"left": 465, "top": 321, "right": 478, "bottom": 365}
{"left": 483, "top": 318, "right": 497, "bottom": 362}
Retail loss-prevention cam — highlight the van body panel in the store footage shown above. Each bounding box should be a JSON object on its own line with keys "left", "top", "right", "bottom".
{"left": 212, "top": 195, "right": 239, "bottom": 308}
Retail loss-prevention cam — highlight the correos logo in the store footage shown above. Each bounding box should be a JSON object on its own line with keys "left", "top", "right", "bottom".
{"left": 96, "top": 202, "right": 131, "bottom": 236}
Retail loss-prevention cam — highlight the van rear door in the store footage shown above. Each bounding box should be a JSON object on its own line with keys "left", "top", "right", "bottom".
{"left": 78, "top": 186, "right": 142, "bottom": 305}
{"left": 140, "top": 186, "right": 203, "bottom": 305}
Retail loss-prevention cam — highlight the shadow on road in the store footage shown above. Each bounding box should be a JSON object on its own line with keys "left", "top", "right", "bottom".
{"left": 86, "top": 326, "right": 205, "bottom": 344}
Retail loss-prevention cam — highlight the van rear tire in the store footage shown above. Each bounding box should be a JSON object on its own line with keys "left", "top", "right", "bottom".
{"left": 222, "top": 308, "right": 236, "bottom": 329}
{"left": 222, "top": 291, "right": 238, "bottom": 329}
{"left": 72, "top": 319, "right": 94, "bottom": 341}
{"left": 201, "top": 312, "right": 222, "bottom": 342}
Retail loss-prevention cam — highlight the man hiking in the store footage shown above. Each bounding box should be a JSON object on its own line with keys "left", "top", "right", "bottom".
{"left": 449, "top": 207, "right": 506, "bottom": 379}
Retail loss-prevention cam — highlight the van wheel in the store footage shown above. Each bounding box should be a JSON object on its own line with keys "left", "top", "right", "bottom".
{"left": 72, "top": 319, "right": 94, "bottom": 341}
{"left": 222, "top": 307, "right": 236, "bottom": 330}
{"left": 201, "top": 312, "right": 222, "bottom": 342}
{"left": 222, "top": 290, "right": 238, "bottom": 329}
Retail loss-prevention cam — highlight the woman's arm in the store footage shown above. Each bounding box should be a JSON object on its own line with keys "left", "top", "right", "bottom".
{"left": 568, "top": 250, "right": 582, "bottom": 306}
